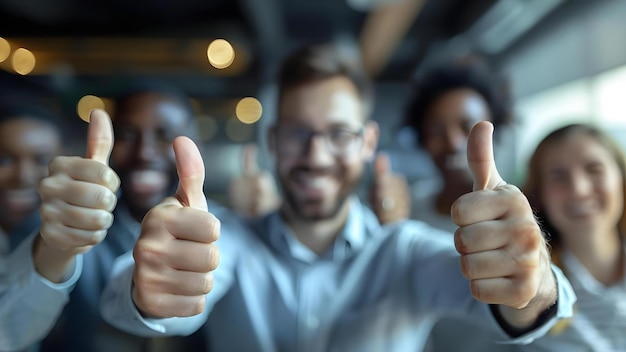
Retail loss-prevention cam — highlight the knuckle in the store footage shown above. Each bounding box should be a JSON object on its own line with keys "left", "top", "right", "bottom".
{"left": 200, "top": 272, "right": 214, "bottom": 294}
{"left": 86, "top": 229, "right": 106, "bottom": 246}
{"left": 94, "top": 210, "right": 114, "bottom": 229}
{"left": 38, "top": 177, "right": 57, "bottom": 199}
{"left": 94, "top": 188, "right": 108, "bottom": 209}
{"left": 470, "top": 280, "right": 484, "bottom": 302}
{"left": 142, "top": 209, "right": 165, "bottom": 231}
{"left": 450, "top": 200, "right": 462, "bottom": 224}
{"left": 205, "top": 215, "right": 220, "bottom": 241}
{"left": 39, "top": 222, "right": 59, "bottom": 242}
{"left": 39, "top": 203, "right": 58, "bottom": 222}
{"left": 205, "top": 244, "right": 220, "bottom": 271}
{"left": 454, "top": 229, "right": 468, "bottom": 254}
{"left": 190, "top": 297, "right": 207, "bottom": 316}
{"left": 133, "top": 241, "right": 165, "bottom": 266}
{"left": 459, "top": 255, "right": 472, "bottom": 279}
{"left": 132, "top": 267, "right": 152, "bottom": 289}
{"left": 47, "top": 156, "right": 66, "bottom": 174}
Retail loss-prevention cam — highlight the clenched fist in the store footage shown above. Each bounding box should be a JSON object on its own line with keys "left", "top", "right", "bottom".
{"left": 38, "top": 109, "right": 120, "bottom": 254}
{"left": 132, "top": 137, "right": 221, "bottom": 318}
{"left": 228, "top": 144, "right": 281, "bottom": 218}
{"left": 451, "top": 121, "right": 556, "bottom": 328}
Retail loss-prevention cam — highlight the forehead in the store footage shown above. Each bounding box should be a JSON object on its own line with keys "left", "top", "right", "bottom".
{"left": 114, "top": 93, "right": 190, "bottom": 128}
{"left": 0, "top": 118, "right": 60, "bottom": 150}
{"left": 277, "top": 76, "right": 364, "bottom": 128}
{"left": 541, "top": 133, "right": 616, "bottom": 169}
{"left": 426, "top": 88, "right": 491, "bottom": 122}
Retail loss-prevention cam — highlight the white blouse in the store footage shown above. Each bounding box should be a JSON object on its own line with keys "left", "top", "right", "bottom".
{"left": 520, "top": 249, "right": 626, "bottom": 352}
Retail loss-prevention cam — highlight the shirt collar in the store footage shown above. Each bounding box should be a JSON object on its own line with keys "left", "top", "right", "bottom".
{"left": 562, "top": 247, "right": 626, "bottom": 294}
{"left": 266, "top": 196, "right": 378, "bottom": 263}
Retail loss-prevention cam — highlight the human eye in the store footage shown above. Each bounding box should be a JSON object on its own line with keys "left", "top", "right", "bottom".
{"left": 545, "top": 168, "right": 567, "bottom": 184}
{"left": 156, "top": 127, "right": 177, "bottom": 144}
{"left": 328, "top": 130, "right": 357, "bottom": 148}
{"left": 587, "top": 162, "right": 605, "bottom": 175}
{"left": 115, "top": 127, "right": 136, "bottom": 142}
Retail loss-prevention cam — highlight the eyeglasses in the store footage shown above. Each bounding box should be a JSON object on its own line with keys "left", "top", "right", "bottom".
{"left": 272, "top": 126, "right": 364, "bottom": 157}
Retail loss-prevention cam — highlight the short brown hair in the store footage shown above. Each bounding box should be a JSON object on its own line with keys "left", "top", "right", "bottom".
{"left": 277, "top": 44, "right": 373, "bottom": 117}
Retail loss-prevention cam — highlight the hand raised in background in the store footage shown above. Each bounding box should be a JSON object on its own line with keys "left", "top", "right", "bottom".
{"left": 132, "top": 137, "right": 220, "bottom": 318}
{"left": 228, "top": 143, "right": 281, "bottom": 218}
{"left": 369, "top": 152, "right": 410, "bottom": 224}
{"left": 452, "top": 121, "right": 556, "bottom": 328}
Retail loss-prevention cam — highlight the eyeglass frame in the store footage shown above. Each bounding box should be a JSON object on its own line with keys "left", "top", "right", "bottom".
{"left": 270, "top": 124, "right": 366, "bottom": 157}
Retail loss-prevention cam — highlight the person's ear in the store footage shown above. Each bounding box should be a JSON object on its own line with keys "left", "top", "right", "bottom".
{"left": 362, "top": 121, "right": 379, "bottom": 161}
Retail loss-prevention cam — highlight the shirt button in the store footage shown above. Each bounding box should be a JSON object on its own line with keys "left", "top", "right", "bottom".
{"left": 306, "top": 315, "right": 319, "bottom": 329}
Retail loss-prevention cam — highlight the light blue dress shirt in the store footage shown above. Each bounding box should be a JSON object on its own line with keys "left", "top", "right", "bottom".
{"left": 101, "top": 197, "right": 576, "bottom": 352}
{"left": 0, "top": 232, "right": 82, "bottom": 351}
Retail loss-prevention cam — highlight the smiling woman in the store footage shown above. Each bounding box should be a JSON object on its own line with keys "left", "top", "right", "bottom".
{"left": 0, "top": 103, "right": 63, "bottom": 237}
{"left": 0, "top": 101, "right": 69, "bottom": 352}
{"left": 522, "top": 123, "right": 626, "bottom": 351}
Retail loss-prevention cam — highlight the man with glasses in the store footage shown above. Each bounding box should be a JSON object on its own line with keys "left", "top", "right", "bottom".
{"left": 101, "top": 44, "right": 575, "bottom": 351}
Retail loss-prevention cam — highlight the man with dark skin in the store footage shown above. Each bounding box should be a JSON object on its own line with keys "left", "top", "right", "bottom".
{"left": 35, "top": 83, "right": 208, "bottom": 352}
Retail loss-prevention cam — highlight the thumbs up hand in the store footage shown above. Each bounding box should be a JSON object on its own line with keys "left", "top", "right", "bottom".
{"left": 369, "top": 152, "right": 410, "bottom": 224}
{"left": 132, "top": 137, "right": 220, "bottom": 318}
{"left": 33, "top": 109, "right": 120, "bottom": 282}
{"left": 228, "top": 144, "right": 281, "bottom": 218}
{"left": 38, "top": 109, "right": 120, "bottom": 255}
{"left": 451, "top": 121, "right": 556, "bottom": 328}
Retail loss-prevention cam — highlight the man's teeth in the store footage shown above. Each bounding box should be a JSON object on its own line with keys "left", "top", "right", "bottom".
{"left": 131, "top": 170, "right": 166, "bottom": 186}
{"left": 300, "top": 175, "right": 333, "bottom": 188}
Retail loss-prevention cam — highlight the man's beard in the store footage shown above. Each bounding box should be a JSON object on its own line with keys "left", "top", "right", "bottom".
{"left": 282, "top": 190, "right": 351, "bottom": 221}
{"left": 278, "top": 167, "right": 361, "bottom": 221}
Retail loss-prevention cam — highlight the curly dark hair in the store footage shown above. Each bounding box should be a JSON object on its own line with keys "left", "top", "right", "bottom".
{"left": 404, "top": 64, "right": 512, "bottom": 146}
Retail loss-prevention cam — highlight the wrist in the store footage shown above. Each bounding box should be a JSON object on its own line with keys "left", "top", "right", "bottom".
{"left": 33, "top": 234, "right": 77, "bottom": 283}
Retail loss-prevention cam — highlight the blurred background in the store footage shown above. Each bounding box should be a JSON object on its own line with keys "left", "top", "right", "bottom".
{"left": 1, "top": 0, "right": 626, "bottom": 202}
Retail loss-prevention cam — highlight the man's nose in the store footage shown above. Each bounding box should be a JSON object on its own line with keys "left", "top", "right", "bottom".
{"left": 303, "top": 134, "right": 334, "bottom": 165}
{"left": 443, "top": 128, "right": 467, "bottom": 153}
{"left": 14, "top": 160, "right": 39, "bottom": 186}
{"left": 134, "top": 132, "right": 159, "bottom": 161}
{"left": 570, "top": 172, "right": 593, "bottom": 198}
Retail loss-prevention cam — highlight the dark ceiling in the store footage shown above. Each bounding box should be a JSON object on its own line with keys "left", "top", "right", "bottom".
{"left": 0, "top": 0, "right": 565, "bottom": 101}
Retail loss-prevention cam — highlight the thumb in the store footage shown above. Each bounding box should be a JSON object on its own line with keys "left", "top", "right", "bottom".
{"left": 242, "top": 143, "right": 259, "bottom": 177}
{"left": 467, "top": 121, "right": 506, "bottom": 191}
{"left": 173, "top": 137, "right": 208, "bottom": 211}
{"left": 373, "top": 152, "right": 391, "bottom": 179}
{"left": 85, "top": 109, "right": 114, "bottom": 165}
